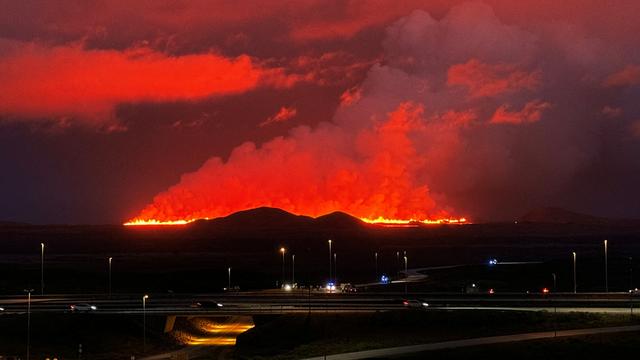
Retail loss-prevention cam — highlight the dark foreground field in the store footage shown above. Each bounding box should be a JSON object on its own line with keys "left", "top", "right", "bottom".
{"left": 235, "top": 311, "right": 640, "bottom": 359}
{"left": 2, "top": 207, "right": 640, "bottom": 294}
{"left": 397, "top": 331, "right": 640, "bottom": 360}
{"left": 0, "top": 314, "right": 177, "bottom": 359}
{"left": 1, "top": 310, "right": 638, "bottom": 359}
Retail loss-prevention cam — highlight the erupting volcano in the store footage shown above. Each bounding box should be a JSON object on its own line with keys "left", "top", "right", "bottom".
{"left": 125, "top": 103, "right": 468, "bottom": 226}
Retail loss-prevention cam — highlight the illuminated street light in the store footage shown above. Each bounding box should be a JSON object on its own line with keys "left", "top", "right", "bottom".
{"left": 142, "top": 294, "right": 149, "bottom": 353}
{"left": 328, "top": 240, "right": 332, "bottom": 283}
{"left": 604, "top": 239, "right": 609, "bottom": 292}
{"left": 280, "top": 247, "right": 286, "bottom": 288}
{"left": 24, "top": 288, "right": 34, "bottom": 360}
{"left": 40, "top": 243, "right": 45, "bottom": 295}
{"left": 108, "top": 257, "right": 113, "bottom": 297}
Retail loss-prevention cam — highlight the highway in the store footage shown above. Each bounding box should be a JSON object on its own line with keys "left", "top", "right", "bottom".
{"left": 0, "top": 291, "right": 638, "bottom": 315}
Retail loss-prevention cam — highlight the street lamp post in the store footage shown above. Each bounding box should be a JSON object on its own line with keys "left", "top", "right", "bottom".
{"left": 572, "top": 251, "right": 577, "bottom": 294}
{"left": 328, "top": 240, "right": 332, "bottom": 283}
{"left": 40, "top": 243, "right": 45, "bottom": 295}
{"left": 403, "top": 255, "right": 408, "bottom": 294}
{"left": 108, "top": 257, "right": 113, "bottom": 297}
{"left": 604, "top": 240, "right": 609, "bottom": 292}
{"left": 396, "top": 251, "right": 400, "bottom": 276}
{"left": 374, "top": 252, "right": 378, "bottom": 280}
{"left": 630, "top": 257, "right": 634, "bottom": 290}
{"left": 280, "top": 248, "right": 286, "bottom": 287}
{"left": 24, "top": 288, "right": 34, "bottom": 360}
{"left": 333, "top": 253, "right": 337, "bottom": 284}
{"left": 228, "top": 267, "right": 231, "bottom": 290}
{"left": 292, "top": 255, "right": 295, "bottom": 285}
{"left": 142, "top": 294, "right": 149, "bottom": 353}
{"left": 552, "top": 273, "right": 557, "bottom": 292}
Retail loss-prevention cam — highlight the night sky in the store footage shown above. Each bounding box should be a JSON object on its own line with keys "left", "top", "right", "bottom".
{"left": 1, "top": 1, "right": 640, "bottom": 224}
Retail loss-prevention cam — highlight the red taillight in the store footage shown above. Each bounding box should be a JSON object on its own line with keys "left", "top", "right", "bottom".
{"left": 542, "top": 288, "right": 550, "bottom": 293}
{"left": 403, "top": 301, "right": 409, "bottom": 305}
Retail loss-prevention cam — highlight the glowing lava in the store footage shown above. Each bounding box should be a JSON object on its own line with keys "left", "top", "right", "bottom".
{"left": 124, "top": 213, "right": 467, "bottom": 226}
{"left": 123, "top": 219, "right": 195, "bottom": 226}
{"left": 360, "top": 217, "right": 468, "bottom": 225}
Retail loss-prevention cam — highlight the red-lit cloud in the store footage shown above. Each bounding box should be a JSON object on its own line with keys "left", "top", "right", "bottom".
{"left": 447, "top": 59, "right": 540, "bottom": 98}
{"left": 0, "top": 42, "right": 295, "bottom": 124}
{"left": 603, "top": 65, "right": 640, "bottom": 87}
{"left": 339, "top": 87, "right": 363, "bottom": 107}
{"left": 490, "top": 100, "right": 551, "bottom": 125}
{"left": 260, "top": 106, "right": 297, "bottom": 127}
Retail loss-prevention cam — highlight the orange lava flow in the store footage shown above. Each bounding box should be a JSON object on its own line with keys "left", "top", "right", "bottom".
{"left": 124, "top": 215, "right": 468, "bottom": 226}
{"left": 123, "top": 219, "right": 196, "bottom": 226}
{"left": 360, "top": 216, "right": 467, "bottom": 225}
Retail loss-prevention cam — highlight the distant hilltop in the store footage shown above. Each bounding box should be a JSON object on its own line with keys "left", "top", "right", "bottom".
{"left": 519, "top": 207, "right": 639, "bottom": 225}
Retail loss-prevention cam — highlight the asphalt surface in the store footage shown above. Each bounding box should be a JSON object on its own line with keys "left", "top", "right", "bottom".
{"left": 0, "top": 291, "right": 638, "bottom": 316}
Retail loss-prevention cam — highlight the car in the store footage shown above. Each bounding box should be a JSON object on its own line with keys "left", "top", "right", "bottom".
{"left": 629, "top": 288, "right": 639, "bottom": 295}
{"left": 403, "top": 299, "right": 429, "bottom": 308}
{"left": 69, "top": 303, "right": 97, "bottom": 312}
{"left": 191, "top": 300, "right": 223, "bottom": 309}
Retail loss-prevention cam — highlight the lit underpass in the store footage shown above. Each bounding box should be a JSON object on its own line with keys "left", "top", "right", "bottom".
{"left": 169, "top": 316, "right": 255, "bottom": 346}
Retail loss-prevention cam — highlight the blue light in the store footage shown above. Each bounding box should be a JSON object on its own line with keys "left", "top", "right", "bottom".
{"left": 380, "top": 275, "right": 389, "bottom": 284}
{"left": 488, "top": 258, "right": 498, "bottom": 266}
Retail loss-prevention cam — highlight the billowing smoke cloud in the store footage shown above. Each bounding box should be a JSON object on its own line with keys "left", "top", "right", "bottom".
{"left": 131, "top": 2, "right": 640, "bottom": 222}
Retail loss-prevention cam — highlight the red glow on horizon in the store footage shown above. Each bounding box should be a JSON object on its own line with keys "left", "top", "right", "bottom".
{"left": 123, "top": 212, "right": 468, "bottom": 227}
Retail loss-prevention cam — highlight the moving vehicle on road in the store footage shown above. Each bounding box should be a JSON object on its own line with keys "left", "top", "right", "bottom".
{"left": 69, "top": 303, "right": 97, "bottom": 312}
{"left": 403, "top": 299, "right": 429, "bottom": 308}
{"left": 190, "top": 300, "right": 224, "bottom": 309}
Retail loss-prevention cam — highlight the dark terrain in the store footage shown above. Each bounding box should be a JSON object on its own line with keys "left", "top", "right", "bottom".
{"left": 1, "top": 207, "right": 639, "bottom": 294}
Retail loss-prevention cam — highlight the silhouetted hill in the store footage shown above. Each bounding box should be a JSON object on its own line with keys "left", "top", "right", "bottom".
{"left": 198, "top": 207, "right": 314, "bottom": 230}
{"left": 315, "top": 211, "right": 364, "bottom": 228}
{"left": 520, "top": 207, "right": 610, "bottom": 224}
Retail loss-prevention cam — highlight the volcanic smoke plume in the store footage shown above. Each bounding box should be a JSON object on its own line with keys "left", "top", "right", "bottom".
{"left": 130, "top": 2, "right": 640, "bottom": 223}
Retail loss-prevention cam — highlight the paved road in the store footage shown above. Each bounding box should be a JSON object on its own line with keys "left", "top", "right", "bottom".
{"left": 302, "top": 325, "right": 640, "bottom": 360}
{"left": 0, "top": 292, "right": 637, "bottom": 315}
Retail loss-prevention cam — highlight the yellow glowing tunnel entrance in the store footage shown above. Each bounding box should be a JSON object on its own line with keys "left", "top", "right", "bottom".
{"left": 172, "top": 316, "right": 255, "bottom": 346}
